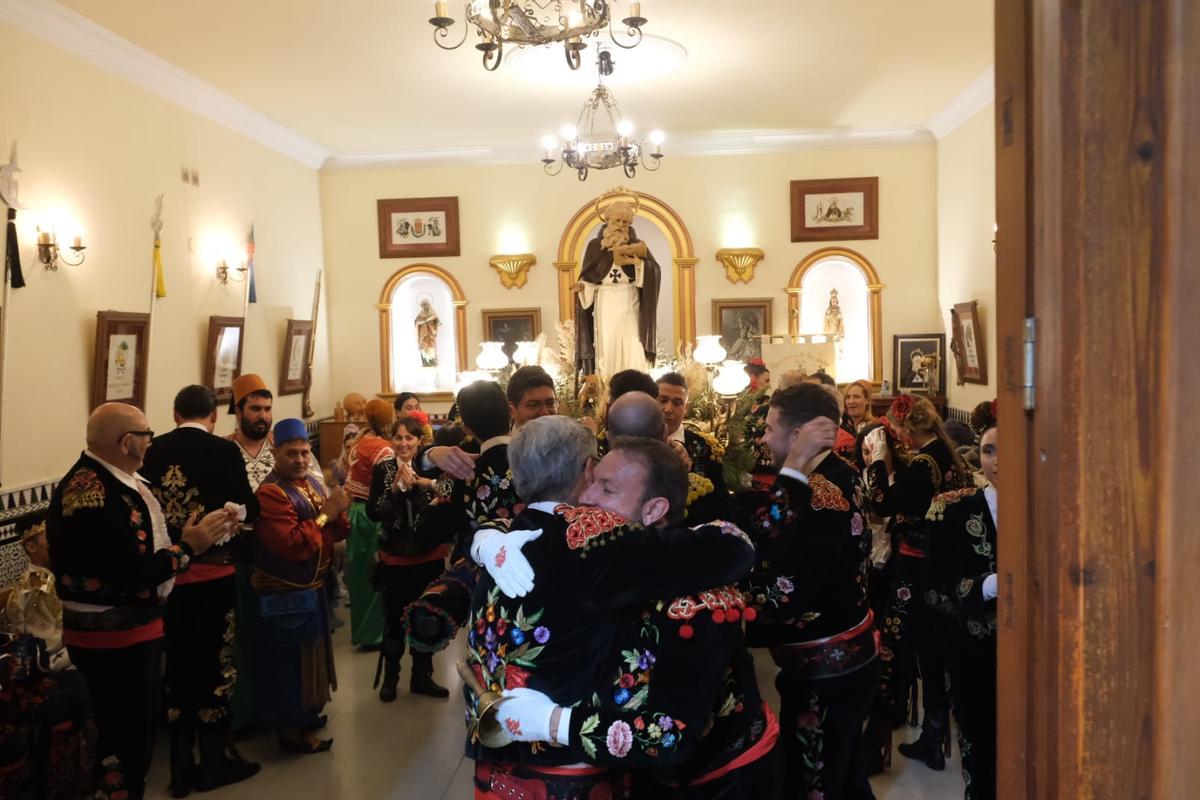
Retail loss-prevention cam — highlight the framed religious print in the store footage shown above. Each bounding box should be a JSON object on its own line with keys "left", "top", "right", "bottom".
{"left": 893, "top": 333, "right": 946, "bottom": 396}
{"left": 482, "top": 308, "right": 542, "bottom": 362}
{"left": 950, "top": 300, "right": 988, "bottom": 384}
{"left": 790, "top": 177, "right": 879, "bottom": 242}
{"left": 279, "top": 319, "right": 313, "bottom": 396}
{"left": 713, "top": 298, "right": 772, "bottom": 361}
{"left": 377, "top": 196, "right": 460, "bottom": 259}
{"left": 91, "top": 311, "right": 151, "bottom": 411}
{"left": 204, "top": 316, "right": 245, "bottom": 403}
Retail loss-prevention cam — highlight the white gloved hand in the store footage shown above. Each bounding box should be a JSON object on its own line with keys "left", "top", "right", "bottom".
{"left": 982, "top": 573, "right": 998, "bottom": 601}
{"left": 471, "top": 528, "right": 543, "bottom": 598}
{"left": 497, "top": 688, "right": 570, "bottom": 745}
{"left": 863, "top": 427, "right": 888, "bottom": 465}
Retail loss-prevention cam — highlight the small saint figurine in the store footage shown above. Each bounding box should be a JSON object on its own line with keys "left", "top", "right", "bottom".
{"left": 414, "top": 296, "right": 440, "bottom": 367}
{"left": 823, "top": 288, "right": 845, "bottom": 339}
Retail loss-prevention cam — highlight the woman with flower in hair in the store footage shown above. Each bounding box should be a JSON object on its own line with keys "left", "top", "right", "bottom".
{"left": 923, "top": 399, "right": 998, "bottom": 800}
{"left": 858, "top": 395, "right": 973, "bottom": 775}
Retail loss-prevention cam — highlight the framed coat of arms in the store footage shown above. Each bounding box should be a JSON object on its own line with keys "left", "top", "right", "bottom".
{"left": 377, "top": 196, "right": 461, "bottom": 259}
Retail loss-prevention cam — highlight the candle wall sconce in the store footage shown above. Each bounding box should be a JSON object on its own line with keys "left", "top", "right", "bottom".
{"left": 36, "top": 226, "right": 86, "bottom": 270}
{"left": 216, "top": 259, "right": 247, "bottom": 285}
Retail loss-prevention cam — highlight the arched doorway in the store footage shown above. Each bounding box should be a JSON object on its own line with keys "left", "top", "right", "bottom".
{"left": 377, "top": 263, "right": 468, "bottom": 395}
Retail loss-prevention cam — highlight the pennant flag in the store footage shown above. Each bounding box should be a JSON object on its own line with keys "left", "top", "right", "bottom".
{"left": 152, "top": 236, "right": 166, "bottom": 297}
{"left": 247, "top": 224, "right": 257, "bottom": 304}
{"left": 5, "top": 207, "right": 24, "bottom": 289}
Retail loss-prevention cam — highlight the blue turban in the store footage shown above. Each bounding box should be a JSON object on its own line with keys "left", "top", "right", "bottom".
{"left": 274, "top": 418, "right": 308, "bottom": 446}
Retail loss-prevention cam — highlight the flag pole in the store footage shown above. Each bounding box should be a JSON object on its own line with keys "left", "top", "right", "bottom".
{"left": 302, "top": 269, "right": 322, "bottom": 418}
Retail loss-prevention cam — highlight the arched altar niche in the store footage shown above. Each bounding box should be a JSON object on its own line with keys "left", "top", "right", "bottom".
{"left": 377, "top": 264, "right": 468, "bottom": 395}
{"left": 787, "top": 247, "right": 885, "bottom": 385}
{"left": 555, "top": 190, "right": 697, "bottom": 354}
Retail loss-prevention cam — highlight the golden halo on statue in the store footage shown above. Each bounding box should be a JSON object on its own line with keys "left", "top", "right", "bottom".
{"left": 593, "top": 186, "right": 641, "bottom": 223}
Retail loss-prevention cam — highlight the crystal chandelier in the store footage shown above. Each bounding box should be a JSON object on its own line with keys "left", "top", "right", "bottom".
{"left": 429, "top": 1, "right": 647, "bottom": 71}
{"left": 541, "top": 50, "right": 663, "bottom": 180}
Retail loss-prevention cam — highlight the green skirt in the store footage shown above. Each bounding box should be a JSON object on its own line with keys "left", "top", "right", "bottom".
{"left": 346, "top": 502, "right": 385, "bottom": 647}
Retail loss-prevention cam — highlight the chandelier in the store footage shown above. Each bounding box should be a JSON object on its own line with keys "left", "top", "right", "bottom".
{"left": 429, "top": 1, "right": 647, "bottom": 71}
{"left": 541, "top": 50, "right": 663, "bottom": 180}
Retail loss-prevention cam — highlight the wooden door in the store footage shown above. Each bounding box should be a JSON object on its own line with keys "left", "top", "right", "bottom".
{"left": 995, "top": 1, "right": 1200, "bottom": 796}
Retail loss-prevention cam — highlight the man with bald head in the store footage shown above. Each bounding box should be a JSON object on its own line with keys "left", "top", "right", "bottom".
{"left": 48, "top": 403, "right": 232, "bottom": 799}
{"left": 605, "top": 389, "right": 667, "bottom": 439}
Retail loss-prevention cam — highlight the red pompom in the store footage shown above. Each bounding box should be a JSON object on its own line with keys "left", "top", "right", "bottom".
{"left": 743, "top": 607, "right": 758, "bottom": 622}
{"left": 678, "top": 624, "right": 694, "bottom": 640}
{"left": 711, "top": 610, "right": 726, "bottom": 625}
{"left": 726, "top": 608, "right": 741, "bottom": 623}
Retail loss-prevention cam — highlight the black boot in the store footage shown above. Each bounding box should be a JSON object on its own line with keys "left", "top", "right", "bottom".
{"left": 168, "top": 722, "right": 196, "bottom": 798}
{"left": 379, "top": 656, "right": 401, "bottom": 703}
{"left": 193, "top": 725, "right": 261, "bottom": 792}
{"left": 859, "top": 714, "right": 893, "bottom": 776}
{"left": 409, "top": 652, "right": 449, "bottom": 698}
{"left": 897, "top": 709, "right": 948, "bottom": 771}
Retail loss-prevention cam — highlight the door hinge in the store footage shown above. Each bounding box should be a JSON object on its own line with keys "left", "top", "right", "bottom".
{"left": 1022, "top": 317, "right": 1036, "bottom": 410}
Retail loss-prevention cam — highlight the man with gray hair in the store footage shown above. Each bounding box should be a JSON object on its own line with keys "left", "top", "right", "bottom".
{"left": 463, "top": 415, "right": 755, "bottom": 797}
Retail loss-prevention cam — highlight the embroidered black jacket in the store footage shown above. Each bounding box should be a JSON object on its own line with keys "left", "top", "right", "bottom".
{"left": 414, "top": 443, "right": 522, "bottom": 559}
{"left": 924, "top": 487, "right": 997, "bottom": 642}
{"left": 866, "top": 437, "right": 968, "bottom": 553}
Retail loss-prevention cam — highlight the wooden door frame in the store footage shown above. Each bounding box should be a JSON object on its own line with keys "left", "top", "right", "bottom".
{"left": 996, "top": 1, "right": 1200, "bottom": 796}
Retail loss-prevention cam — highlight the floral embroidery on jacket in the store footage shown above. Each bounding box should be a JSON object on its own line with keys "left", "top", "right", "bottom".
{"left": 808, "top": 474, "right": 851, "bottom": 512}
{"left": 578, "top": 711, "right": 686, "bottom": 760}
{"left": 61, "top": 468, "right": 105, "bottom": 517}
{"left": 555, "top": 505, "right": 627, "bottom": 552}
{"left": 466, "top": 585, "right": 550, "bottom": 694}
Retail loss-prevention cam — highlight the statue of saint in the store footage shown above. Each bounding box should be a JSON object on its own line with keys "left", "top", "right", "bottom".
{"left": 414, "top": 296, "right": 440, "bottom": 367}
{"left": 823, "top": 288, "right": 845, "bottom": 339}
{"left": 573, "top": 198, "right": 661, "bottom": 380}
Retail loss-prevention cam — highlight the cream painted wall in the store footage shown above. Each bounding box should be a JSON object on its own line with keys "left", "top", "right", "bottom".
{"left": 0, "top": 23, "right": 330, "bottom": 487}
{"left": 320, "top": 144, "right": 940, "bottom": 405}
{"left": 936, "top": 103, "right": 997, "bottom": 411}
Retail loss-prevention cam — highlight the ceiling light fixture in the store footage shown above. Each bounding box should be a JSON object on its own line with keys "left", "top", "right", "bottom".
{"left": 540, "top": 49, "right": 663, "bottom": 181}
{"left": 430, "top": 1, "right": 647, "bottom": 71}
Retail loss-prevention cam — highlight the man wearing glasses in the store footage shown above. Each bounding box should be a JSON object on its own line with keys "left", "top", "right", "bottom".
{"left": 47, "top": 402, "right": 231, "bottom": 800}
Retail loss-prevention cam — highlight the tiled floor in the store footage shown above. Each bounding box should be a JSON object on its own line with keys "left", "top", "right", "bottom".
{"left": 146, "top": 623, "right": 964, "bottom": 799}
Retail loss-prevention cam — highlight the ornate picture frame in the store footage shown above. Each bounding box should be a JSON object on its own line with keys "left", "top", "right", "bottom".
{"left": 279, "top": 319, "right": 313, "bottom": 396}
{"left": 91, "top": 311, "right": 151, "bottom": 411}
{"left": 377, "top": 196, "right": 461, "bottom": 259}
{"left": 893, "top": 333, "right": 946, "bottom": 396}
{"left": 790, "top": 176, "right": 879, "bottom": 242}
{"left": 712, "top": 298, "right": 773, "bottom": 361}
{"left": 204, "top": 316, "right": 245, "bottom": 404}
{"left": 482, "top": 308, "right": 542, "bottom": 362}
{"left": 950, "top": 300, "right": 988, "bottom": 385}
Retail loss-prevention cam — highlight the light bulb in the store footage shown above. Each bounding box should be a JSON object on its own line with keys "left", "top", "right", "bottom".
{"left": 541, "top": 134, "right": 558, "bottom": 151}
{"left": 560, "top": 124, "right": 578, "bottom": 142}
{"left": 616, "top": 119, "right": 634, "bottom": 138}
{"left": 649, "top": 129, "right": 665, "bottom": 145}
{"left": 693, "top": 335, "right": 727, "bottom": 366}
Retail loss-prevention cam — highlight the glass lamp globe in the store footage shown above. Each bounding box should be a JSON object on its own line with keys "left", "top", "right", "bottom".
{"left": 476, "top": 342, "right": 509, "bottom": 371}
{"left": 693, "top": 335, "right": 727, "bottom": 366}
{"left": 712, "top": 360, "right": 751, "bottom": 397}
{"left": 513, "top": 341, "right": 539, "bottom": 367}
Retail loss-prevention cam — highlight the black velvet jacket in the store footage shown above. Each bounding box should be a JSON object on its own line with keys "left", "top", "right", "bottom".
{"left": 414, "top": 441, "right": 522, "bottom": 560}
{"left": 866, "top": 437, "right": 969, "bottom": 553}
{"left": 924, "top": 487, "right": 997, "bottom": 645}
{"left": 366, "top": 457, "right": 435, "bottom": 557}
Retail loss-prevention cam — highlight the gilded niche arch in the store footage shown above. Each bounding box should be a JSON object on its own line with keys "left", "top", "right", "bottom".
{"left": 787, "top": 247, "right": 885, "bottom": 385}
{"left": 377, "top": 263, "right": 468, "bottom": 394}
{"left": 555, "top": 189, "right": 697, "bottom": 347}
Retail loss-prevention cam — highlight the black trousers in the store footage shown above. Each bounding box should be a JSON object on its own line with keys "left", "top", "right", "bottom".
{"left": 378, "top": 559, "right": 445, "bottom": 676}
{"left": 68, "top": 637, "right": 164, "bottom": 800}
{"left": 163, "top": 575, "right": 237, "bottom": 730}
{"left": 776, "top": 660, "right": 879, "bottom": 800}
{"left": 873, "top": 552, "right": 950, "bottom": 730}
{"left": 948, "top": 639, "right": 996, "bottom": 800}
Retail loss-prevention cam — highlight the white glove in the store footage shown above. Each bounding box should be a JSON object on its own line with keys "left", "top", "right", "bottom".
{"left": 471, "top": 528, "right": 543, "bottom": 598}
{"left": 497, "top": 688, "right": 571, "bottom": 745}
{"left": 863, "top": 427, "right": 888, "bottom": 465}
{"left": 982, "top": 573, "right": 998, "bottom": 601}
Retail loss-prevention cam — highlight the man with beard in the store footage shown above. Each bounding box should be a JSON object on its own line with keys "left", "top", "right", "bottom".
{"left": 573, "top": 199, "right": 662, "bottom": 381}
{"left": 745, "top": 383, "right": 879, "bottom": 800}
{"left": 140, "top": 385, "right": 261, "bottom": 796}
{"left": 462, "top": 416, "right": 755, "bottom": 798}
{"left": 495, "top": 436, "right": 793, "bottom": 799}
{"left": 224, "top": 373, "right": 273, "bottom": 731}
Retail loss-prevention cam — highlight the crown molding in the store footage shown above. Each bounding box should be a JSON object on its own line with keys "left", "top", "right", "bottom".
{"left": 0, "top": 0, "right": 331, "bottom": 169}
{"left": 323, "top": 126, "right": 935, "bottom": 170}
{"left": 926, "top": 67, "right": 995, "bottom": 140}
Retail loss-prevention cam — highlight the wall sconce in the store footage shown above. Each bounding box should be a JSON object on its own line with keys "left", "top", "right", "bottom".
{"left": 715, "top": 248, "right": 764, "bottom": 284}
{"left": 36, "top": 226, "right": 86, "bottom": 270}
{"left": 489, "top": 253, "right": 537, "bottom": 289}
{"left": 216, "top": 259, "right": 247, "bottom": 284}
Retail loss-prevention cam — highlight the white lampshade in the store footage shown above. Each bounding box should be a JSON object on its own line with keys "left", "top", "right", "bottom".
{"left": 712, "top": 360, "right": 751, "bottom": 397}
{"left": 476, "top": 341, "right": 510, "bottom": 371}
{"left": 693, "top": 335, "right": 727, "bottom": 366}
{"left": 454, "top": 370, "right": 496, "bottom": 394}
{"left": 513, "top": 341, "right": 539, "bottom": 367}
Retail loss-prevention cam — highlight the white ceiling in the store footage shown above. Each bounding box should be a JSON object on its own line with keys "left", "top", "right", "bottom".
{"left": 13, "top": 0, "right": 994, "bottom": 167}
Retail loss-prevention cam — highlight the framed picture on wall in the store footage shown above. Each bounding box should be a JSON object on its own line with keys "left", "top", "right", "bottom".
{"left": 893, "top": 333, "right": 946, "bottom": 396}
{"left": 950, "top": 300, "right": 988, "bottom": 385}
{"left": 204, "top": 316, "right": 245, "bottom": 404}
{"left": 790, "top": 176, "right": 879, "bottom": 242}
{"left": 377, "top": 196, "right": 460, "bottom": 259}
{"left": 279, "top": 319, "right": 313, "bottom": 396}
{"left": 91, "top": 311, "right": 151, "bottom": 411}
{"left": 713, "top": 298, "right": 772, "bottom": 361}
{"left": 482, "top": 308, "right": 542, "bottom": 362}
